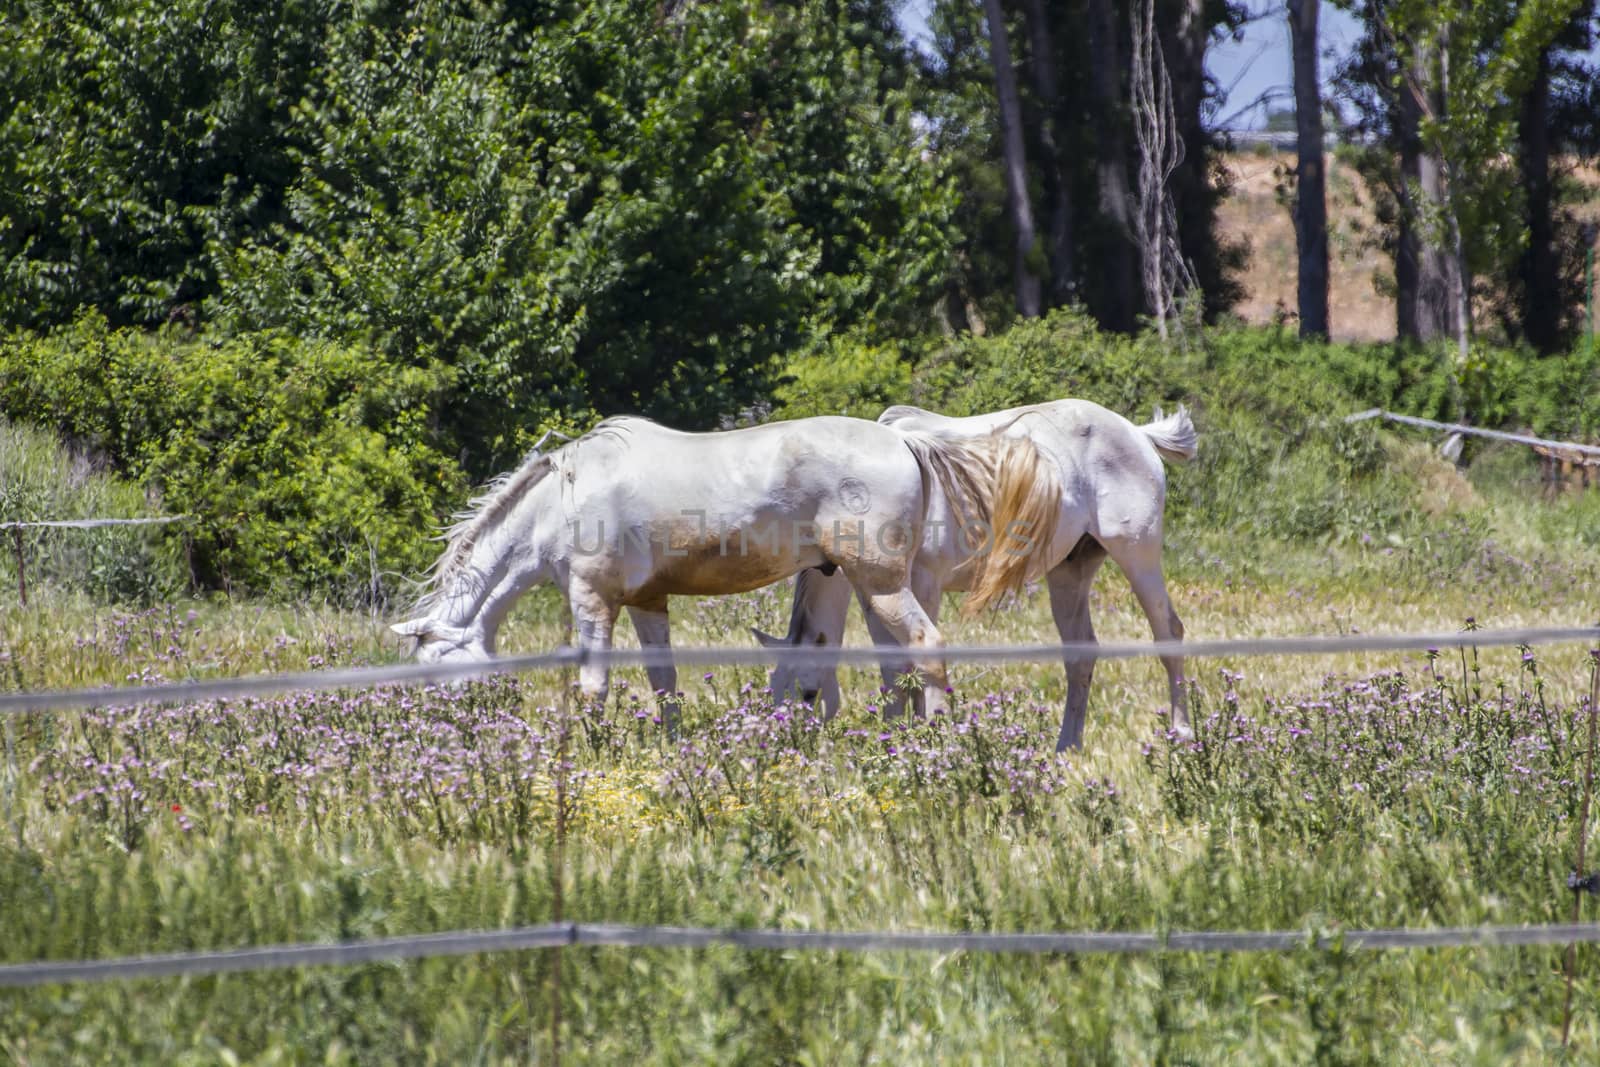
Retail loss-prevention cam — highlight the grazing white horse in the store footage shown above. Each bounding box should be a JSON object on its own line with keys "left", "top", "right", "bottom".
{"left": 392, "top": 415, "right": 1061, "bottom": 724}
{"left": 758, "top": 399, "right": 1197, "bottom": 750}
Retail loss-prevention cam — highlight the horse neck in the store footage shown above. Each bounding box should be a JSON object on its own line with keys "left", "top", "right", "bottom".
{"left": 785, "top": 567, "right": 854, "bottom": 644}
{"left": 427, "top": 472, "right": 561, "bottom": 646}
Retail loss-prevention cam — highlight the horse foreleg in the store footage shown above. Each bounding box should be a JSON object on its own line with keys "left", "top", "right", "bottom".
{"left": 569, "top": 583, "right": 618, "bottom": 712}
{"left": 856, "top": 586, "right": 948, "bottom": 716}
{"left": 1046, "top": 538, "right": 1107, "bottom": 752}
{"left": 626, "top": 602, "right": 680, "bottom": 735}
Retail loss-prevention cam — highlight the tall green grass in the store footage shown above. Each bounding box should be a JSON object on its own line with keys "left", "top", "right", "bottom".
{"left": 0, "top": 417, "right": 188, "bottom": 603}
{"left": 3, "top": 557, "right": 1598, "bottom": 1063}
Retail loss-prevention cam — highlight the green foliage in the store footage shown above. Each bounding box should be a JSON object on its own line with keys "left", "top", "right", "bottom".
{"left": 1, "top": 0, "right": 954, "bottom": 475}
{"left": 0, "top": 313, "right": 463, "bottom": 599}
{"left": 910, "top": 307, "right": 1186, "bottom": 417}
{"left": 773, "top": 338, "right": 913, "bottom": 420}
{"left": 0, "top": 417, "right": 186, "bottom": 602}
{"left": 0, "top": 0, "right": 331, "bottom": 327}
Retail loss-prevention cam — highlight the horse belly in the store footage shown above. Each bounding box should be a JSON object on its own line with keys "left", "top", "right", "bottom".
{"left": 619, "top": 516, "right": 811, "bottom": 603}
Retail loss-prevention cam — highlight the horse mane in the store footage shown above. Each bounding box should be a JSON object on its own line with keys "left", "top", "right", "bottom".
{"left": 878, "top": 404, "right": 939, "bottom": 426}
{"left": 900, "top": 426, "right": 1061, "bottom": 615}
{"left": 412, "top": 418, "right": 638, "bottom": 613}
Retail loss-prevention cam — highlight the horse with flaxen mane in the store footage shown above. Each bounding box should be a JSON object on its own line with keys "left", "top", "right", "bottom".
{"left": 758, "top": 399, "right": 1196, "bottom": 750}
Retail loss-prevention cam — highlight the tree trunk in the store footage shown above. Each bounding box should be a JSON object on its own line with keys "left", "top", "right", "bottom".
{"left": 1418, "top": 147, "right": 1462, "bottom": 342}
{"left": 1517, "top": 48, "right": 1558, "bottom": 352}
{"left": 1395, "top": 43, "right": 1421, "bottom": 341}
{"left": 1085, "top": 0, "right": 1136, "bottom": 331}
{"left": 981, "top": 0, "right": 1042, "bottom": 319}
{"left": 1395, "top": 43, "right": 1457, "bottom": 343}
{"left": 1020, "top": 0, "right": 1074, "bottom": 308}
{"left": 1438, "top": 37, "right": 1470, "bottom": 360}
{"left": 1160, "top": 0, "right": 1211, "bottom": 314}
{"left": 1287, "top": 0, "right": 1329, "bottom": 339}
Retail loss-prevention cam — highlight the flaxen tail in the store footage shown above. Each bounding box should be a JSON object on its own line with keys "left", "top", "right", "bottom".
{"left": 1141, "top": 405, "right": 1198, "bottom": 464}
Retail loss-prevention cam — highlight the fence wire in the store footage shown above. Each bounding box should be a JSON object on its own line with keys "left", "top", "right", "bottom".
{"left": 1, "top": 625, "right": 1596, "bottom": 716}
{"left": 0, "top": 516, "right": 190, "bottom": 530}
{"left": 4, "top": 920, "right": 1600, "bottom": 989}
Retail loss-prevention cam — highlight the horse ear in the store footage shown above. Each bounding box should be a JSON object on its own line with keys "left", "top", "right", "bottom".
{"left": 393, "top": 619, "right": 471, "bottom": 646}
{"left": 751, "top": 627, "right": 785, "bottom": 649}
{"left": 392, "top": 618, "right": 458, "bottom": 642}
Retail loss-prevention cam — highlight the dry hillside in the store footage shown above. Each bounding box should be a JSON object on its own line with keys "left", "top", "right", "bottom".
{"left": 1215, "top": 152, "right": 1600, "bottom": 343}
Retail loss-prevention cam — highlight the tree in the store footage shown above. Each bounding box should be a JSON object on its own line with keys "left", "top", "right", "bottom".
{"left": 1287, "top": 0, "right": 1330, "bottom": 338}
{"left": 1512, "top": 5, "right": 1596, "bottom": 352}
{"left": 0, "top": 0, "right": 332, "bottom": 328}
{"left": 1394, "top": 38, "right": 1462, "bottom": 346}
{"left": 1158, "top": 0, "right": 1244, "bottom": 319}
{"left": 1020, "top": 0, "right": 1076, "bottom": 306}
{"left": 1338, "top": 0, "right": 1584, "bottom": 352}
{"left": 1130, "top": 0, "right": 1195, "bottom": 338}
{"left": 208, "top": 0, "right": 954, "bottom": 472}
{"left": 1381, "top": 0, "right": 1586, "bottom": 356}
{"left": 1085, "top": 0, "right": 1140, "bottom": 332}
{"left": 980, "top": 0, "right": 1043, "bottom": 318}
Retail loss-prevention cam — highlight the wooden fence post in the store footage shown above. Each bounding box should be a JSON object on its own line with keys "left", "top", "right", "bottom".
{"left": 9, "top": 528, "right": 24, "bottom": 608}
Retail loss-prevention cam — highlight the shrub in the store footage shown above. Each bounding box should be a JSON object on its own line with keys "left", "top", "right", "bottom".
{"left": 0, "top": 417, "right": 186, "bottom": 603}
{"left": 774, "top": 338, "right": 913, "bottom": 420}
{"left": 911, "top": 307, "right": 1187, "bottom": 418}
{"left": 0, "top": 313, "right": 464, "bottom": 600}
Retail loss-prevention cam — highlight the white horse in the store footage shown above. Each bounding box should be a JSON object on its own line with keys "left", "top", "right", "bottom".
{"left": 391, "top": 415, "right": 1061, "bottom": 724}
{"left": 758, "top": 399, "right": 1197, "bottom": 751}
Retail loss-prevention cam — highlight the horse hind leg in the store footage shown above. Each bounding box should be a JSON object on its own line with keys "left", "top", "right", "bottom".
{"left": 1112, "top": 539, "right": 1190, "bottom": 739}
{"left": 1046, "top": 536, "right": 1108, "bottom": 752}
{"left": 857, "top": 565, "right": 943, "bottom": 719}
{"left": 627, "top": 601, "right": 680, "bottom": 735}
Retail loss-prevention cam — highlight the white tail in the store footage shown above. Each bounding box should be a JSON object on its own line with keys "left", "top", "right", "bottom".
{"left": 1141, "top": 405, "right": 1198, "bottom": 464}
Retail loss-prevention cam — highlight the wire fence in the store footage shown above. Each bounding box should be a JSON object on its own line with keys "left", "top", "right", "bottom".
{"left": 4, "top": 919, "right": 1600, "bottom": 990}
{"left": 2, "top": 624, "right": 1596, "bottom": 716}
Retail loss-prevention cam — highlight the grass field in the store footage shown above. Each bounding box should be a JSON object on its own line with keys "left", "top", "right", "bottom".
{"left": 2, "top": 430, "right": 1599, "bottom": 1064}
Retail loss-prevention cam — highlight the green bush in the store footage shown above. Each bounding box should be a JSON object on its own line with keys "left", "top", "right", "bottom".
{"left": 773, "top": 338, "right": 913, "bottom": 420}
{"left": 910, "top": 307, "right": 1187, "bottom": 418}
{"left": 0, "top": 313, "right": 465, "bottom": 600}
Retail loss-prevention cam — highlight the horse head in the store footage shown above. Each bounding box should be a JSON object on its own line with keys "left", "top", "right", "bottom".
{"left": 391, "top": 618, "right": 491, "bottom": 664}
